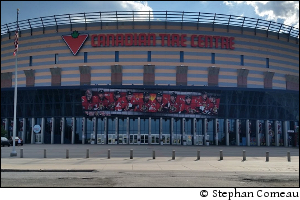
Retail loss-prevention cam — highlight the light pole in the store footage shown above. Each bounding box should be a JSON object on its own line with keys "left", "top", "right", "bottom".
{"left": 10, "top": 8, "right": 19, "bottom": 157}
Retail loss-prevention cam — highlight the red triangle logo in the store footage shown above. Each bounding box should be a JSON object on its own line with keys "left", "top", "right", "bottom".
{"left": 62, "top": 31, "right": 89, "bottom": 56}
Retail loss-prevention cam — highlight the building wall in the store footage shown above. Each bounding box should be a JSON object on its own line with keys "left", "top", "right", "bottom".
{"left": 1, "top": 22, "right": 299, "bottom": 90}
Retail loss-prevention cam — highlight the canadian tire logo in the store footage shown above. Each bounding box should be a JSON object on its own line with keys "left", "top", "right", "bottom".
{"left": 62, "top": 31, "right": 89, "bottom": 56}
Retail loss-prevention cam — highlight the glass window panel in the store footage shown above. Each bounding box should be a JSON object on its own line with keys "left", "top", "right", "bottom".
{"left": 195, "top": 119, "right": 203, "bottom": 135}
{"left": 140, "top": 118, "right": 148, "bottom": 134}
{"left": 173, "top": 118, "right": 181, "bottom": 135}
{"left": 184, "top": 118, "right": 192, "bottom": 135}
{"left": 108, "top": 118, "right": 116, "bottom": 134}
{"left": 75, "top": 117, "right": 83, "bottom": 144}
{"left": 97, "top": 118, "right": 105, "bottom": 134}
{"left": 86, "top": 118, "right": 93, "bottom": 143}
{"left": 207, "top": 119, "right": 214, "bottom": 144}
{"left": 162, "top": 119, "right": 170, "bottom": 134}
{"left": 119, "top": 118, "right": 127, "bottom": 135}
{"left": 130, "top": 118, "right": 138, "bottom": 133}
{"left": 151, "top": 119, "right": 159, "bottom": 134}
{"left": 64, "top": 117, "right": 72, "bottom": 144}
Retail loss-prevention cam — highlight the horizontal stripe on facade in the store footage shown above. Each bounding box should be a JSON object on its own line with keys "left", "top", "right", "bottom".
{"left": 2, "top": 52, "right": 298, "bottom": 74}
{"left": 1, "top": 44, "right": 299, "bottom": 65}
{"left": 3, "top": 65, "right": 298, "bottom": 79}
{"left": 8, "top": 82, "right": 287, "bottom": 89}
{"left": 122, "top": 80, "right": 143, "bottom": 85}
{"left": 2, "top": 46, "right": 297, "bottom": 65}
{"left": 154, "top": 80, "right": 176, "bottom": 85}
{"left": 1, "top": 29, "right": 298, "bottom": 56}
{"left": 2, "top": 56, "right": 298, "bottom": 73}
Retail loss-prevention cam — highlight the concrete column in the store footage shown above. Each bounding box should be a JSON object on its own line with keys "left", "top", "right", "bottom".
{"left": 138, "top": 117, "right": 141, "bottom": 145}
{"left": 204, "top": 118, "right": 208, "bottom": 146}
{"left": 275, "top": 121, "right": 279, "bottom": 147}
{"left": 115, "top": 117, "right": 118, "bottom": 144}
{"left": 92, "top": 117, "right": 97, "bottom": 145}
{"left": 51, "top": 117, "right": 55, "bottom": 144}
{"left": 283, "top": 121, "right": 288, "bottom": 147}
{"left": 236, "top": 119, "right": 240, "bottom": 146}
{"left": 22, "top": 118, "right": 26, "bottom": 144}
{"left": 171, "top": 118, "right": 174, "bottom": 145}
{"left": 61, "top": 117, "right": 65, "bottom": 144}
{"left": 82, "top": 117, "right": 86, "bottom": 144}
{"left": 126, "top": 117, "right": 129, "bottom": 144}
{"left": 31, "top": 118, "right": 35, "bottom": 144}
{"left": 182, "top": 118, "right": 185, "bottom": 145}
{"left": 160, "top": 117, "right": 163, "bottom": 145}
{"left": 71, "top": 117, "right": 75, "bottom": 144}
{"left": 4, "top": 118, "right": 8, "bottom": 132}
{"left": 182, "top": 118, "right": 185, "bottom": 136}
{"left": 148, "top": 117, "right": 151, "bottom": 144}
{"left": 265, "top": 120, "right": 270, "bottom": 146}
{"left": 215, "top": 118, "right": 218, "bottom": 146}
{"left": 225, "top": 119, "right": 229, "bottom": 146}
{"left": 41, "top": 118, "right": 45, "bottom": 144}
{"left": 193, "top": 118, "right": 196, "bottom": 145}
{"left": 246, "top": 119, "right": 250, "bottom": 146}
{"left": 256, "top": 120, "right": 260, "bottom": 146}
{"left": 104, "top": 117, "right": 107, "bottom": 144}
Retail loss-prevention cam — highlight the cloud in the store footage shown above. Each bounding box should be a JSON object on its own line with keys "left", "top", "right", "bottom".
{"left": 246, "top": 1, "right": 299, "bottom": 28}
{"left": 120, "top": 1, "right": 152, "bottom": 11}
{"left": 85, "top": 1, "right": 152, "bottom": 12}
{"left": 225, "top": 1, "right": 299, "bottom": 28}
{"left": 83, "top": 1, "right": 153, "bottom": 21}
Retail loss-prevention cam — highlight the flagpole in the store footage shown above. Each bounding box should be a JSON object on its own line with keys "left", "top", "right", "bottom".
{"left": 10, "top": 8, "right": 19, "bottom": 157}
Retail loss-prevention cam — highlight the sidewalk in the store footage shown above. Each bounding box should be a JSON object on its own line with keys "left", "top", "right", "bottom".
{"left": 1, "top": 145, "right": 299, "bottom": 173}
{"left": 1, "top": 156, "right": 299, "bottom": 173}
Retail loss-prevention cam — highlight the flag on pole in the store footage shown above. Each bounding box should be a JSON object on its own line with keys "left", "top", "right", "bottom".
{"left": 13, "top": 30, "right": 18, "bottom": 56}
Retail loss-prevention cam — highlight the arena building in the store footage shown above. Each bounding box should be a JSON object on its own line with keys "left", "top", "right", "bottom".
{"left": 1, "top": 11, "right": 299, "bottom": 146}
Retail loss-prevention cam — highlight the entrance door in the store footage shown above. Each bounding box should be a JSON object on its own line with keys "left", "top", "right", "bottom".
{"left": 97, "top": 134, "right": 105, "bottom": 144}
{"left": 35, "top": 134, "right": 42, "bottom": 144}
{"left": 151, "top": 134, "right": 159, "bottom": 144}
{"left": 129, "top": 134, "right": 138, "bottom": 144}
{"left": 140, "top": 135, "right": 148, "bottom": 144}
{"left": 108, "top": 134, "right": 117, "bottom": 144}
{"left": 172, "top": 134, "right": 181, "bottom": 145}
{"left": 186, "top": 135, "right": 193, "bottom": 145}
{"left": 195, "top": 135, "right": 204, "bottom": 145}
{"left": 162, "top": 134, "right": 170, "bottom": 144}
{"left": 118, "top": 134, "right": 128, "bottom": 144}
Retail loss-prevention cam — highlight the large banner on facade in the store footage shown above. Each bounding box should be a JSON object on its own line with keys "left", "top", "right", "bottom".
{"left": 81, "top": 89, "right": 220, "bottom": 118}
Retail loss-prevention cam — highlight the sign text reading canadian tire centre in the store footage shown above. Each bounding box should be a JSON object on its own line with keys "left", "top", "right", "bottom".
{"left": 91, "top": 33, "right": 235, "bottom": 49}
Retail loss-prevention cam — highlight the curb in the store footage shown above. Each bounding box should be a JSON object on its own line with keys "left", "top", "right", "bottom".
{"left": 1, "top": 169, "right": 97, "bottom": 172}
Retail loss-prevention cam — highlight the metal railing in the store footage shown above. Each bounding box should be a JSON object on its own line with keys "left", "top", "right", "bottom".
{"left": 1, "top": 11, "right": 299, "bottom": 38}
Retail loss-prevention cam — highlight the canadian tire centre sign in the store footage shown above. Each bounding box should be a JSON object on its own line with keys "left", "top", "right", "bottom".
{"left": 62, "top": 31, "right": 235, "bottom": 56}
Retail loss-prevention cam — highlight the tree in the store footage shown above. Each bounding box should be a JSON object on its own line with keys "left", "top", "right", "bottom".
{"left": 1, "top": 125, "right": 8, "bottom": 137}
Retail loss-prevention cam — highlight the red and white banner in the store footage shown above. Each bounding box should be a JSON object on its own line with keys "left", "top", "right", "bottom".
{"left": 259, "top": 122, "right": 262, "bottom": 133}
{"left": 249, "top": 121, "right": 251, "bottom": 134}
{"left": 277, "top": 121, "right": 282, "bottom": 134}
{"left": 13, "top": 30, "right": 18, "bottom": 56}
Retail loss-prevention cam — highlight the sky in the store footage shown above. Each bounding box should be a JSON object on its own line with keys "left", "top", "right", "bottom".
{"left": 1, "top": 1, "right": 299, "bottom": 29}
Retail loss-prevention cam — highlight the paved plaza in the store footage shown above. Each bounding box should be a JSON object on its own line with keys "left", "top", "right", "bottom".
{"left": 1, "top": 144, "right": 299, "bottom": 187}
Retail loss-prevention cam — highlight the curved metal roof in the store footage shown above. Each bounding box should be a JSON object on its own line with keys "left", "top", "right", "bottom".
{"left": 1, "top": 11, "right": 299, "bottom": 38}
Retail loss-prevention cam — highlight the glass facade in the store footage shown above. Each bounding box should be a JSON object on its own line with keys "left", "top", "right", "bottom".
{"left": 1, "top": 86, "right": 298, "bottom": 146}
